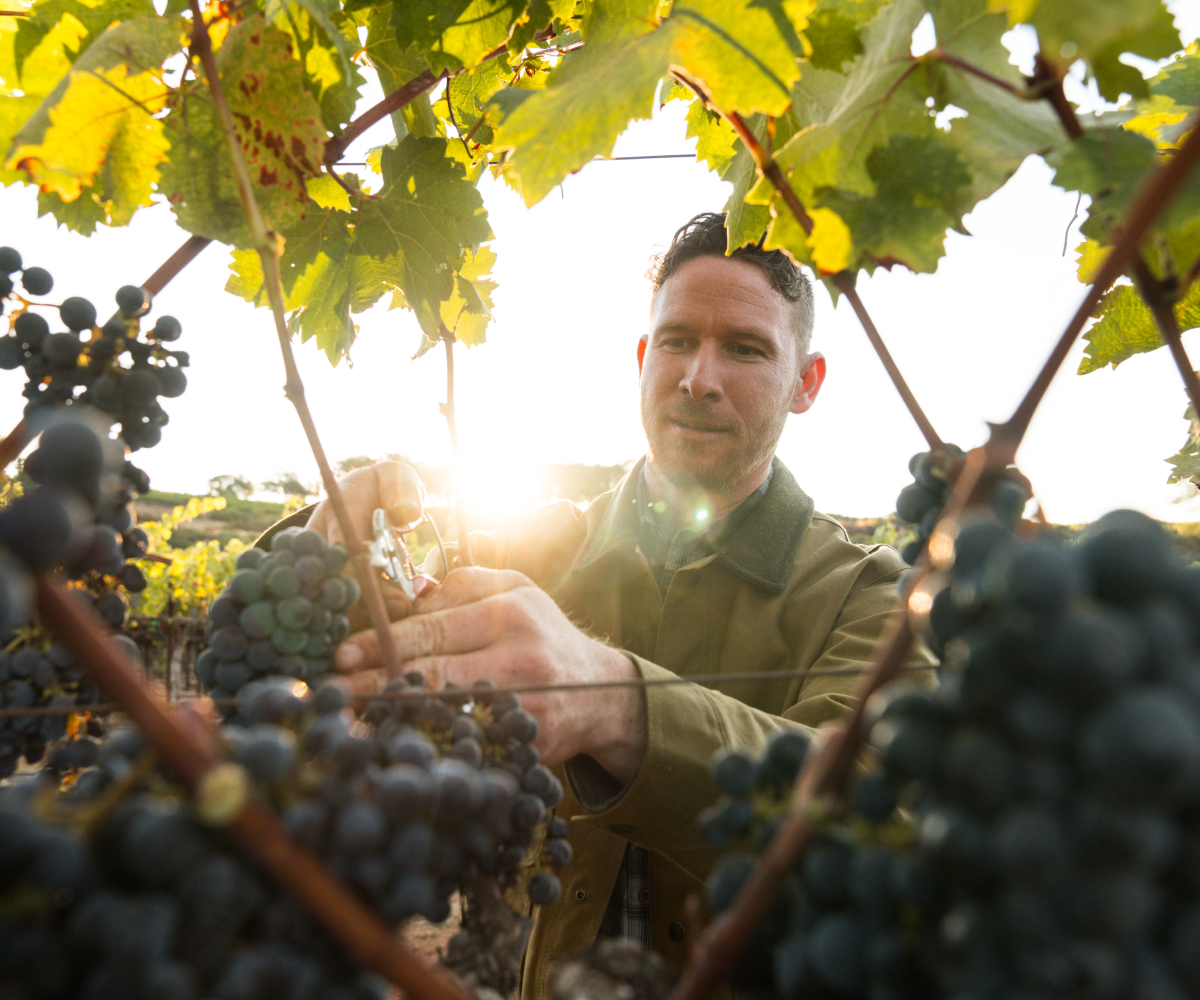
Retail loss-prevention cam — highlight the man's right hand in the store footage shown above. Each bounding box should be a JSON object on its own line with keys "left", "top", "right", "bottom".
{"left": 306, "top": 461, "right": 426, "bottom": 622}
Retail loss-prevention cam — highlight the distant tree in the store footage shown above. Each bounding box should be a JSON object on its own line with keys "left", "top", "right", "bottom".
{"left": 336, "top": 456, "right": 376, "bottom": 474}
{"left": 208, "top": 474, "right": 255, "bottom": 500}
{"left": 261, "top": 472, "right": 318, "bottom": 502}
{"left": 541, "top": 464, "right": 630, "bottom": 502}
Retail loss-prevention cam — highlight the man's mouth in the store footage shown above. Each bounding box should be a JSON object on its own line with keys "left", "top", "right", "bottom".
{"left": 669, "top": 417, "right": 729, "bottom": 434}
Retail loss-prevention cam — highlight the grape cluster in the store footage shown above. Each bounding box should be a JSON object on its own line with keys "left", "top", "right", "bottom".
{"left": 0, "top": 760, "right": 392, "bottom": 1000}
{"left": 870, "top": 511, "right": 1200, "bottom": 998}
{"left": 0, "top": 248, "right": 188, "bottom": 450}
{"left": 0, "top": 637, "right": 106, "bottom": 777}
{"left": 700, "top": 732, "right": 935, "bottom": 1000}
{"left": 0, "top": 418, "right": 162, "bottom": 772}
{"left": 894, "top": 445, "right": 1030, "bottom": 566}
{"left": 224, "top": 675, "right": 570, "bottom": 920}
{"left": 195, "top": 527, "right": 360, "bottom": 699}
{"left": 0, "top": 670, "right": 573, "bottom": 998}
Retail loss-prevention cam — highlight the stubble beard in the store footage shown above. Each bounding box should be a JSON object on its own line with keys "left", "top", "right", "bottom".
{"left": 641, "top": 396, "right": 789, "bottom": 494}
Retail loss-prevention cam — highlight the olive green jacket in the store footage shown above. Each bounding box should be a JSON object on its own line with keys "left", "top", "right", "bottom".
{"left": 434, "top": 458, "right": 932, "bottom": 1000}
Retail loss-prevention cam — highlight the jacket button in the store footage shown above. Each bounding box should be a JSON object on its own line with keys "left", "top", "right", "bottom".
{"left": 668, "top": 922, "right": 687, "bottom": 942}
{"left": 575, "top": 889, "right": 588, "bottom": 902}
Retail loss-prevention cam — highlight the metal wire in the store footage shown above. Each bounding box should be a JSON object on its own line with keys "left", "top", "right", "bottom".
{"left": 0, "top": 662, "right": 938, "bottom": 717}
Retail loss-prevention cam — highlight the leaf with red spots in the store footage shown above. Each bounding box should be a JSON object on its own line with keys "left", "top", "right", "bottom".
{"left": 159, "top": 14, "right": 325, "bottom": 248}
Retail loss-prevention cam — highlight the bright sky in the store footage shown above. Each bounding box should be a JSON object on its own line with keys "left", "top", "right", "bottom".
{"left": 3, "top": 4, "right": 1200, "bottom": 527}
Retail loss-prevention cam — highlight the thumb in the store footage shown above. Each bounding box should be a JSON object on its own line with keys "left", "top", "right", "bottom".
{"left": 375, "top": 461, "right": 425, "bottom": 528}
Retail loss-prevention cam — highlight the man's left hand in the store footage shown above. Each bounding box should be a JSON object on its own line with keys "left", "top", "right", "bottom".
{"left": 332, "top": 567, "right": 647, "bottom": 783}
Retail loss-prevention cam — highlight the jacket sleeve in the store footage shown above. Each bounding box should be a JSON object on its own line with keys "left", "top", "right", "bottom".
{"left": 563, "top": 568, "right": 936, "bottom": 884}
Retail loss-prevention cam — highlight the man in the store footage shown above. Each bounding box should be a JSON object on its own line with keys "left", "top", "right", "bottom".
{"left": 292, "top": 212, "right": 930, "bottom": 997}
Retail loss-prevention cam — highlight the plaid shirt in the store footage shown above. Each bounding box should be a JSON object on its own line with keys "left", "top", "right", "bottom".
{"left": 601, "top": 466, "right": 774, "bottom": 947}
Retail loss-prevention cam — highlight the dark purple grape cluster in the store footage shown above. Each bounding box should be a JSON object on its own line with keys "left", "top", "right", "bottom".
{"left": 225, "top": 675, "right": 569, "bottom": 920}
{"left": 0, "top": 418, "right": 163, "bottom": 773}
{"left": 0, "top": 761, "right": 392, "bottom": 1000}
{"left": 893, "top": 445, "right": 1030, "bottom": 566}
{"left": 0, "top": 671, "right": 574, "bottom": 998}
{"left": 194, "top": 527, "right": 360, "bottom": 698}
{"left": 700, "top": 731, "right": 936, "bottom": 1000}
{"left": 867, "top": 511, "right": 1200, "bottom": 999}
{"left": 0, "top": 248, "right": 187, "bottom": 450}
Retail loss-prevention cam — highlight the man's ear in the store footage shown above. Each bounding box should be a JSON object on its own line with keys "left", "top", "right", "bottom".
{"left": 790, "top": 352, "right": 826, "bottom": 415}
{"left": 637, "top": 336, "right": 647, "bottom": 375}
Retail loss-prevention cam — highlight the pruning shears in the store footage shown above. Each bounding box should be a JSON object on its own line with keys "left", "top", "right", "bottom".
{"left": 368, "top": 507, "right": 419, "bottom": 600}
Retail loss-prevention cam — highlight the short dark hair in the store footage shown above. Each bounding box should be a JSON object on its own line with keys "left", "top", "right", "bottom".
{"left": 647, "top": 212, "right": 815, "bottom": 356}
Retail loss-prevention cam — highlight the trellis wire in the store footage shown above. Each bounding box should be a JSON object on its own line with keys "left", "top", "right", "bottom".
{"left": 0, "top": 662, "right": 941, "bottom": 718}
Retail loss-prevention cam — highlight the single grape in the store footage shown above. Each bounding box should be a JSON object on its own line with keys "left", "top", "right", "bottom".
{"left": 59, "top": 296, "right": 97, "bottom": 331}
{"left": 0, "top": 246, "right": 21, "bottom": 273}
{"left": 21, "top": 267, "right": 52, "bottom": 295}
{"left": 115, "top": 285, "right": 149, "bottom": 316}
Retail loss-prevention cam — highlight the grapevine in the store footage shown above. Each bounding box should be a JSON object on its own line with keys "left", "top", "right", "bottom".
{"left": 0, "top": 1, "right": 1198, "bottom": 999}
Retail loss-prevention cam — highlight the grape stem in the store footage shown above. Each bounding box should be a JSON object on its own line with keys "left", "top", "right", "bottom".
{"left": 997, "top": 99, "right": 1200, "bottom": 460}
{"left": 1130, "top": 253, "right": 1200, "bottom": 424}
{"left": 184, "top": 0, "right": 408, "bottom": 689}
{"left": 672, "top": 69, "right": 944, "bottom": 451}
{"left": 322, "top": 24, "right": 562, "bottom": 167}
{"left": 33, "top": 575, "right": 478, "bottom": 1000}
{"left": 440, "top": 324, "right": 474, "bottom": 566}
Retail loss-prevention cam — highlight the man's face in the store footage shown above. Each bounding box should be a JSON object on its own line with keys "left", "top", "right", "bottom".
{"left": 640, "top": 255, "right": 820, "bottom": 494}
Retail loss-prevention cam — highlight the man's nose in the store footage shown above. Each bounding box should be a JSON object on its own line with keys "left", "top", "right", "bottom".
{"left": 679, "top": 343, "right": 722, "bottom": 400}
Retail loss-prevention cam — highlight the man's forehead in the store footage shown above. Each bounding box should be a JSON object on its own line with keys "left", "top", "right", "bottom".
{"left": 652, "top": 256, "right": 787, "bottom": 327}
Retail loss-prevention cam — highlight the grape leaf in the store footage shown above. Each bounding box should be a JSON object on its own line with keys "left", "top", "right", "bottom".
{"left": 1077, "top": 280, "right": 1200, "bottom": 374}
{"left": 441, "top": 56, "right": 507, "bottom": 148}
{"left": 5, "top": 16, "right": 179, "bottom": 224}
{"left": 14, "top": 0, "right": 156, "bottom": 77}
{"left": 686, "top": 100, "right": 736, "bottom": 173}
{"left": 158, "top": 15, "right": 325, "bottom": 248}
{"left": 992, "top": 0, "right": 1181, "bottom": 102}
{"left": 925, "top": 0, "right": 1065, "bottom": 206}
{"left": 392, "top": 0, "right": 529, "bottom": 74}
{"left": 36, "top": 186, "right": 105, "bottom": 233}
{"left": 491, "top": 0, "right": 807, "bottom": 206}
{"left": 802, "top": 7, "right": 863, "bottom": 71}
{"left": 364, "top": 7, "right": 441, "bottom": 140}
{"left": 1166, "top": 396, "right": 1200, "bottom": 485}
{"left": 441, "top": 244, "right": 497, "bottom": 347}
{"left": 1048, "top": 127, "right": 1158, "bottom": 242}
{"left": 354, "top": 135, "right": 494, "bottom": 338}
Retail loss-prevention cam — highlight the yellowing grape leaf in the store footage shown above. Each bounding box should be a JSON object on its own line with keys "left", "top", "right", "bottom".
{"left": 440, "top": 244, "right": 497, "bottom": 348}
{"left": 5, "top": 14, "right": 179, "bottom": 223}
{"left": 1166, "top": 396, "right": 1200, "bottom": 485}
{"left": 1078, "top": 280, "right": 1200, "bottom": 374}
{"left": 1074, "top": 238, "right": 1109, "bottom": 284}
{"left": 159, "top": 15, "right": 325, "bottom": 248}
{"left": 804, "top": 206, "right": 852, "bottom": 273}
{"left": 13, "top": 0, "right": 156, "bottom": 78}
{"left": 392, "top": 0, "right": 529, "bottom": 73}
{"left": 307, "top": 173, "right": 352, "bottom": 212}
{"left": 685, "top": 99, "right": 736, "bottom": 173}
{"left": 354, "top": 136, "right": 494, "bottom": 338}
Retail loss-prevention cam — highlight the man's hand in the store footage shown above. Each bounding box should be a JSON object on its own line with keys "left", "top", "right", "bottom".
{"left": 307, "top": 461, "right": 425, "bottom": 623}
{"left": 332, "top": 567, "right": 648, "bottom": 784}
{"left": 307, "top": 461, "right": 424, "bottom": 546}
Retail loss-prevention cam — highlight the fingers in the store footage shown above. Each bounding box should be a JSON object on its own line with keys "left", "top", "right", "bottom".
{"left": 327, "top": 667, "right": 390, "bottom": 698}
{"left": 374, "top": 462, "right": 424, "bottom": 528}
{"left": 414, "top": 566, "right": 532, "bottom": 614}
{"left": 306, "top": 464, "right": 419, "bottom": 549}
{"left": 346, "top": 579, "right": 414, "bottom": 632}
{"left": 335, "top": 591, "right": 523, "bottom": 672}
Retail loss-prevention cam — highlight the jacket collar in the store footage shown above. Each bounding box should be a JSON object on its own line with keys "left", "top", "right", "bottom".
{"left": 573, "top": 456, "right": 815, "bottom": 592}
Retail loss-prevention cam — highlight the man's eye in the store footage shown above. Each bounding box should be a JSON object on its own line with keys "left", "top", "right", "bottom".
{"left": 732, "top": 344, "right": 760, "bottom": 357}
{"left": 663, "top": 338, "right": 688, "bottom": 349}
